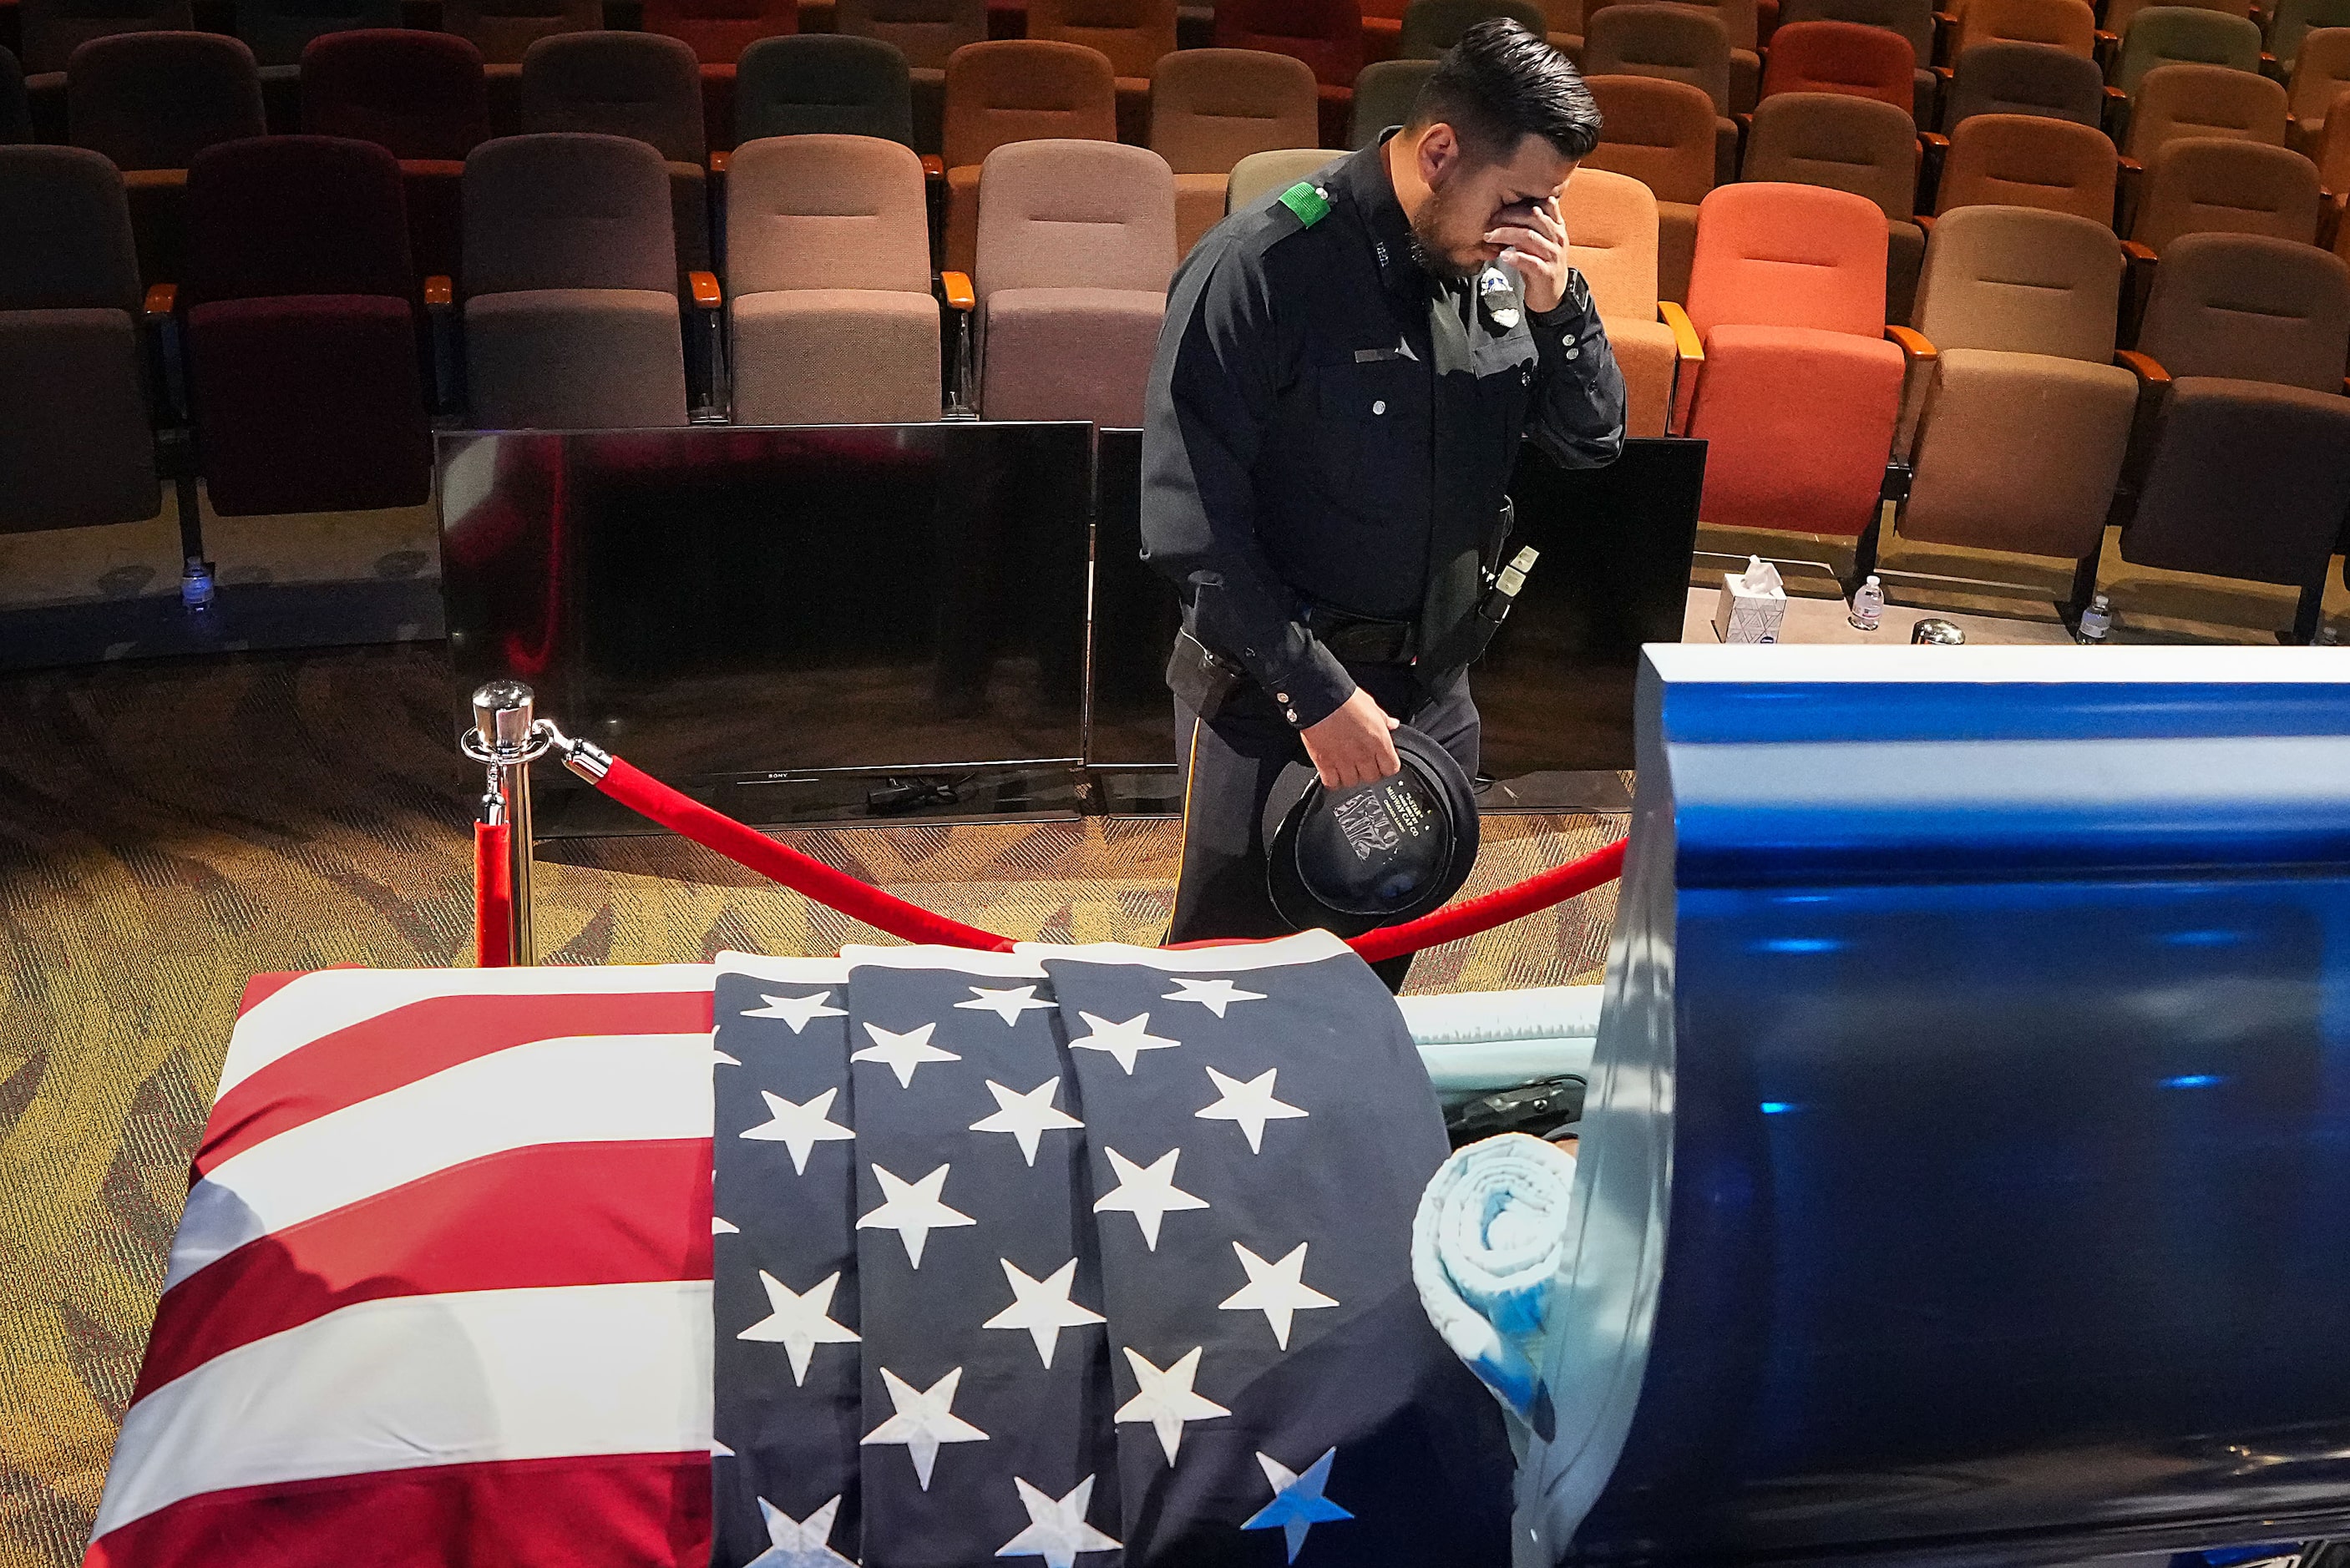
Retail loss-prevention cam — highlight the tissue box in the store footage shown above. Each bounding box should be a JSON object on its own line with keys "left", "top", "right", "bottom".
{"left": 1713, "top": 557, "right": 1786, "bottom": 645}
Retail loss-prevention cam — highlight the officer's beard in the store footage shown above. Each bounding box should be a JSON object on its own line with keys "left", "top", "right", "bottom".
{"left": 1406, "top": 173, "right": 1485, "bottom": 283}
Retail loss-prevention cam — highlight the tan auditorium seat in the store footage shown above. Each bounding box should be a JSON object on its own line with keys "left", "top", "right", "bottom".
{"left": 1582, "top": 6, "right": 1740, "bottom": 185}
{"left": 1560, "top": 165, "right": 1699, "bottom": 436}
{"left": 940, "top": 40, "right": 1117, "bottom": 275}
{"left": 66, "top": 32, "right": 265, "bottom": 284}
{"left": 1581, "top": 73, "right": 1719, "bottom": 300}
{"left": 971, "top": 139, "right": 1174, "bottom": 426}
{"left": 727, "top": 134, "right": 941, "bottom": 426}
{"left": 2129, "top": 136, "right": 2321, "bottom": 252}
{"left": 519, "top": 33, "right": 712, "bottom": 271}
{"left": 1741, "top": 92, "right": 1928, "bottom": 322}
{"left": 1932, "top": 111, "right": 2120, "bottom": 224}
{"left": 1151, "top": 48, "right": 1319, "bottom": 255}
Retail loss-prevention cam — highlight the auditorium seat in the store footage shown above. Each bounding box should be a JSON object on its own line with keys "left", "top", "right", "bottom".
{"left": 181, "top": 134, "right": 431, "bottom": 516}
{"left": 2111, "top": 231, "right": 2350, "bottom": 608}
{"left": 459, "top": 132, "right": 695, "bottom": 427}
{"left": 0, "top": 51, "right": 28, "bottom": 143}
{"left": 441, "top": 0, "right": 598, "bottom": 138}
{"left": 1226, "top": 143, "right": 1345, "bottom": 205}
{"left": 1933, "top": 110, "right": 2119, "bottom": 220}
{"left": 519, "top": 32, "right": 711, "bottom": 271}
{"left": 1742, "top": 92, "right": 1926, "bottom": 319}
{"left": 1895, "top": 204, "right": 2134, "bottom": 564}
{"left": 1534, "top": 0, "right": 1582, "bottom": 55}
{"left": 0, "top": 146, "right": 161, "bottom": 531}
{"left": 1583, "top": 73, "right": 1719, "bottom": 297}
{"left": 68, "top": 32, "right": 266, "bottom": 284}
{"left": 726, "top": 134, "right": 939, "bottom": 424}
{"left": 1398, "top": 0, "right": 1545, "bottom": 57}
{"left": 940, "top": 39, "right": 1117, "bottom": 274}
{"left": 734, "top": 34, "right": 916, "bottom": 144}
{"left": 836, "top": 0, "right": 988, "bottom": 152}
{"left": 1152, "top": 48, "right": 1319, "bottom": 253}
{"left": 1937, "top": 38, "right": 2107, "bottom": 128}
{"left": 301, "top": 30, "right": 489, "bottom": 280}
{"left": 19, "top": 0, "right": 190, "bottom": 79}
{"left": 1027, "top": 0, "right": 1175, "bottom": 140}
{"left": 1561, "top": 165, "right": 1697, "bottom": 434}
{"left": 2130, "top": 135, "right": 2320, "bottom": 250}
{"left": 2102, "top": 0, "right": 2254, "bottom": 45}
{"left": 2312, "top": 87, "right": 2350, "bottom": 195}
{"left": 971, "top": 138, "right": 1172, "bottom": 423}
{"left": 1947, "top": 0, "right": 2096, "bottom": 62}
{"left": 1780, "top": 0, "right": 1938, "bottom": 122}
{"left": 2271, "top": 0, "right": 2350, "bottom": 63}
{"left": 641, "top": 0, "right": 796, "bottom": 154}
{"left": 1213, "top": 0, "right": 1365, "bottom": 147}
{"left": 2284, "top": 27, "right": 2350, "bottom": 153}
{"left": 1681, "top": 181, "right": 1915, "bottom": 539}
{"left": 2121, "top": 60, "right": 2285, "bottom": 162}
{"left": 1348, "top": 56, "right": 1434, "bottom": 144}
{"left": 236, "top": 0, "right": 399, "bottom": 73}
{"left": 1585, "top": 8, "right": 1744, "bottom": 179}
{"left": 2109, "top": 7, "right": 2262, "bottom": 99}
{"left": 1760, "top": 20, "right": 1918, "bottom": 113}
{"left": 1593, "top": 0, "right": 1762, "bottom": 110}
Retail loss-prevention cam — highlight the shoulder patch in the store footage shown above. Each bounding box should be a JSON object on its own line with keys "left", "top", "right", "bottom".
{"left": 1276, "top": 180, "right": 1331, "bottom": 228}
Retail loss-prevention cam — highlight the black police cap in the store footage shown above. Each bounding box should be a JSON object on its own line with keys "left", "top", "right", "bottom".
{"left": 1260, "top": 724, "right": 1481, "bottom": 938}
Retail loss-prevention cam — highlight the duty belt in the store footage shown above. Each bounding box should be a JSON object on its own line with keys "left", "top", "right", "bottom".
{"left": 1300, "top": 602, "right": 1417, "bottom": 666}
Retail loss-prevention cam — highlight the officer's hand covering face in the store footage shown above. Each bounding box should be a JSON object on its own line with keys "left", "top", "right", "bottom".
{"left": 1407, "top": 124, "right": 1578, "bottom": 285}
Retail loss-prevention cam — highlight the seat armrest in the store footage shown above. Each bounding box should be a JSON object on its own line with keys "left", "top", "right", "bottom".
{"left": 2114, "top": 349, "right": 2168, "bottom": 387}
{"left": 1918, "top": 130, "right": 1948, "bottom": 214}
{"left": 2102, "top": 83, "right": 2127, "bottom": 134}
{"left": 938, "top": 271, "right": 978, "bottom": 417}
{"left": 1932, "top": 9, "right": 1954, "bottom": 65}
{"left": 2120, "top": 238, "right": 2156, "bottom": 343}
{"left": 2115, "top": 348, "right": 2170, "bottom": 467}
{"left": 709, "top": 149, "right": 730, "bottom": 175}
{"left": 424, "top": 276, "right": 458, "bottom": 416}
{"left": 686, "top": 271, "right": 725, "bottom": 421}
{"left": 1660, "top": 300, "right": 1702, "bottom": 435}
{"left": 141, "top": 284, "right": 188, "bottom": 427}
{"left": 144, "top": 283, "right": 177, "bottom": 317}
{"left": 922, "top": 154, "right": 945, "bottom": 180}
{"left": 2116, "top": 158, "right": 2143, "bottom": 235}
{"left": 424, "top": 275, "right": 453, "bottom": 308}
{"left": 1887, "top": 326, "right": 1937, "bottom": 452}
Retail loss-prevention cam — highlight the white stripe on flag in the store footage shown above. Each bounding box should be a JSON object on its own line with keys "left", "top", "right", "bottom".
{"left": 220, "top": 964, "right": 714, "bottom": 1098}
{"left": 835, "top": 945, "right": 1046, "bottom": 976}
{"left": 169, "top": 1034, "right": 712, "bottom": 1292}
{"left": 1014, "top": 929, "right": 1351, "bottom": 972}
{"left": 94, "top": 1280, "right": 713, "bottom": 1538}
{"left": 712, "top": 953, "right": 851, "bottom": 984}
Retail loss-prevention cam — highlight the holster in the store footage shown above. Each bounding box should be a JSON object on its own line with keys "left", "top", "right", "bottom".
{"left": 1415, "top": 498, "right": 1519, "bottom": 683}
{"left": 1166, "top": 627, "right": 1248, "bottom": 721}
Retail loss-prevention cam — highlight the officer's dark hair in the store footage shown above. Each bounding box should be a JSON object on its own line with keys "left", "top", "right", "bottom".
{"left": 1405, "top": 18, "right": 1603, "bottom": 164}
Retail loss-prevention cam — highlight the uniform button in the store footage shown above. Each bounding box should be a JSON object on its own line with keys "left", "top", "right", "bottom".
{"left": 1276, "top": 691, "right": 1289, "bottom": 702}
{"left": 1563, "top": 347, "right": 1579, "bottom": 361}
{"left": 1286, "top": 709, "right": 1299, "bottom": 722}
{"left": 1372, "top": 400, "right": 1385, "bottom": 415}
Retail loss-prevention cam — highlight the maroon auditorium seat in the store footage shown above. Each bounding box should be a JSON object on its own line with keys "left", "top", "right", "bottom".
{"left": 301, "top": 30, "right": 489, "bottom": 279}
{"left": 183, "top": 135, "right": 432, "bottom": 517}
{"left": 1213, "top": 0, "right": 1365, "bottom": 144}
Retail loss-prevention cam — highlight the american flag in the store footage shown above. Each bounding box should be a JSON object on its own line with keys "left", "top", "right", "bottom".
{"left": 89, "top": 933, "right": 1510, "bottom": 1567}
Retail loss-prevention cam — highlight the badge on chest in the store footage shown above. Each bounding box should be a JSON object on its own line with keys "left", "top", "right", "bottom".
{"left": 1477, "top": 266, "right": 1521, "bottom": 331}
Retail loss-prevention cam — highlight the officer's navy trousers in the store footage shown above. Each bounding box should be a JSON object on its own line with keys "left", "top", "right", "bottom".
{"left": 1167, "top": 662, "right": 1477, "bottom": 992}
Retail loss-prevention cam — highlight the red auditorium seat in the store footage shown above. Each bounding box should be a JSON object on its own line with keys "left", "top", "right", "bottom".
{"left": 181, "top": 134, "right": 433, "bottom": 516}
{"left": 1760, "top": 18, "right": 1919, "bottom": 112}
{"left": 67, "top": 31, "right": 265, "bottom": 283}
{"left": 301, "top": 30, "right": 490, "bottom": 279}
{"left": 1213, "top": 0, "right": 1365, "bottom": 145}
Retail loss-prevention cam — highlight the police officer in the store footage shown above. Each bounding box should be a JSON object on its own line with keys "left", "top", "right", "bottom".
{"left": 1142, "top": 20, "right": 1627, "bottom": 984}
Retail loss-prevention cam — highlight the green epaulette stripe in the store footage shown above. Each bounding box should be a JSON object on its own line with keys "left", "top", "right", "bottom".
{"left": 1277, "top": 180, "right": 1330, "bottom": 227}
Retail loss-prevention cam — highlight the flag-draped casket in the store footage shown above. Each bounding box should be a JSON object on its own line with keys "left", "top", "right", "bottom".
{"left": 87, "top": 933, "right": 1513, "bottom": 1568}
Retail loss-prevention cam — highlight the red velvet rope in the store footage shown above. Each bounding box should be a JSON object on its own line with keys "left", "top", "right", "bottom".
{"left": 552, "top": 750, "right": 1626, "bottom": 963}
{"left": 595, "top": 756, "right": 1020, "bottom": 953}
{"left": 475, "top": 820, "right": 514, "bottom": 969}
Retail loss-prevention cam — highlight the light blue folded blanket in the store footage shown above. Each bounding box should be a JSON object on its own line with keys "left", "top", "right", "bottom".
{"left": 1411, "top": 1131, "right": 1578, "bottom": 1445}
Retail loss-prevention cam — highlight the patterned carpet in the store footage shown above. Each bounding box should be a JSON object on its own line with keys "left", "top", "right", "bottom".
{"left": 0, "top": 643, "right": 1622, "bottom": 1568}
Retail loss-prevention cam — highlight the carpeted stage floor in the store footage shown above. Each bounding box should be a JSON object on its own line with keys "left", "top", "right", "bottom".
{"left": 0, "top": 643, "right": 1622, "bottom": 1568}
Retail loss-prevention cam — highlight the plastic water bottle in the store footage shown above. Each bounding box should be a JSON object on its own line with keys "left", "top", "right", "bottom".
{"left": 180, "top": 556, "right": 215, "bottom": 612}
{"left": 1847, "top": 574, "right": 1884, "bottom": 631}
{"left": 2078, "top": 593, "right": 2113, "bottom": 644}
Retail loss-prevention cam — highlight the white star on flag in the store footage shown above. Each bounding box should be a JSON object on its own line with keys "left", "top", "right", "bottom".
{"left": 714, "top": 1044, "right": 742, "bottom": 1066}
{"left": 861, "top": 1366, "right": 988, "bottom": 1489}
{"left": 852, "top": 1021, "right": 961, "bottom": 1087}
{"left": 749, "top": 1495, "right": 853, "bottom": 1568}
{"left": 1193, "top": 1065, "right": 1308, "bottom": 1154}
{"left": 956, "top": 984, "right": 1059, "bottom": 1025}
{"left": 1068, "top": 1011, "right": 1181, "bottom": 1074}
{"left": 1243, "top": 1448, "right": 1355, "bottom": 1562}
{"left": 713, "top": 1214, "right": 739, "bottom": 1235}
{"left": 1091, "top": 1146, "right": 1209, "bottom": 1251}
{"left": 1116, "top": 1345, "right": 1230, "bottom": 1464}
{"left": 995, "top": 1474, "right": 1121, "bottom": 1567}
{"left": 1219, "top": 1242, "right": 1338, "bottom": 1350}
{"left": 1160, "top": 976, "right": 1267, "bottom": 1018}
{"left": 740, "top": 1086, "right": 856, "bottom": 1175}
{"left": 970, "top": 1075, "right": 1084, "bottom": 1166}
{"left": 742, "top": 990, "right": 848, "bottom": 1033}
{"left": 713, "top": 1439, "right": 735, "bottom": 1456}
{"left": 737, "top": 1269, "right": 860, "bottom": 1386}
{"left": 857, "top": 1161, "right": 975, "bottom": 1267}
{"left": 983, "top": 1257, "right": 1106, "bottom": 1368}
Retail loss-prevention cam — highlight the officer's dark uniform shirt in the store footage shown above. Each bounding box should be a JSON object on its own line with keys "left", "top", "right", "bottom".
{"left": 1140, "top": 134, "right": 1628, "bottom": 731}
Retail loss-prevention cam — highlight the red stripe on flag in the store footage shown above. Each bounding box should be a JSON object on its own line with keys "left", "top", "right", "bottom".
{"left": 83, "top": 1450, "right": 712, "bottom": 1568}
{"left": 197, "top": 991, "right": 715, "bottom": 1178}
{"left": 135, "top": 1139, "right": 715, "bottom": 1402}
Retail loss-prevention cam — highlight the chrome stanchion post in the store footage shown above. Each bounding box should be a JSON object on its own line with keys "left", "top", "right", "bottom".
{"left": 463, "top": 680, "right": 553, "bottom": 965}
